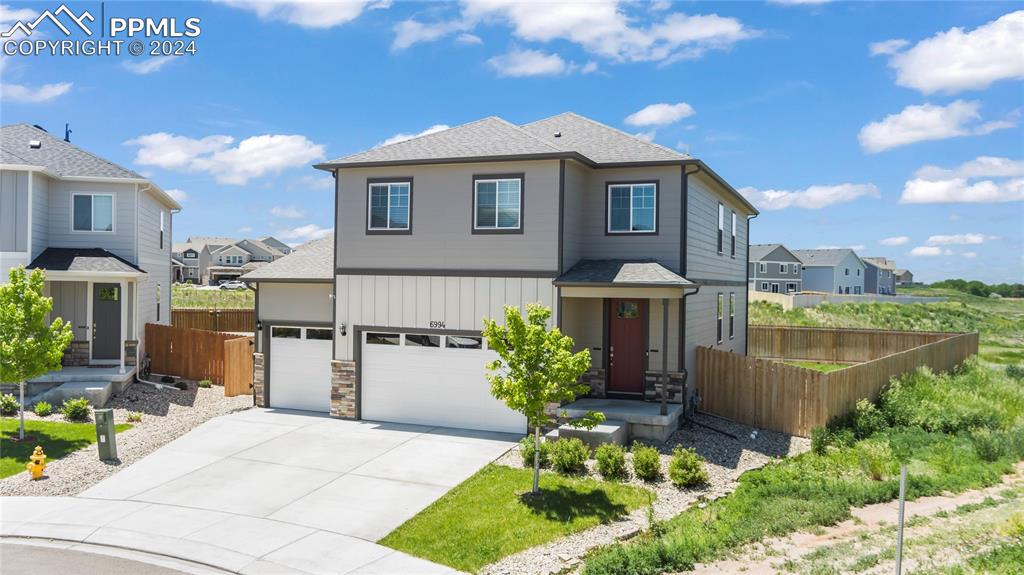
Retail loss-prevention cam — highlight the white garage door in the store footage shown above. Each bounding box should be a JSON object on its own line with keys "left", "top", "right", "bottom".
{"left": 361, "top": 331, "right": 526, "bottom": 434}
{"left": 269, "top": 325, "right": 333, "bottom": 413}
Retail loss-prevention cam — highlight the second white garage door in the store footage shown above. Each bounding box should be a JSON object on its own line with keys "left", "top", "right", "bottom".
{"left": 361, "top": 331, "right": 527, "bottom": 434}
{"left": 269, "top": 325, "right": 333, "bottom": 413}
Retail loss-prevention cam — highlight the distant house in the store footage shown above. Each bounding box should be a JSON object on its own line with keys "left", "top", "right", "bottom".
{"left": 793, "top": 249, "right": 866, "bottom": 294}
{"left": 748, "top": 243, "right": 802, "bottom": 293}
{"left": 172, "top": 236, "right": 293, "bottom": 284}
{"left": 895, "top": 269, "right": 913, "bottom": 286}
{"left": 862, "top": 257, "right": 897, "bottom": 295}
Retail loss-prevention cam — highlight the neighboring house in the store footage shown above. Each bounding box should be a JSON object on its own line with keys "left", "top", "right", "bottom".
{"left": 862, "top": 256, "right": 897, "bottom": 295}
{"left": 244, "top": 112, "right": 758, "bottom": 434}
{"left": 1, "top": 123, "right": 180, "bottom": 373}
{"left": 173, "top": 235, "right": 292, "bottom": 284}
{"left": 895, "top": 269, "right": 913, "bottom": 286}
{"left": 748, "top": 243, "right": 802, "bottom": 293}
{"left": 793, "top": 249, "right": 866, "bottom": 294}
{"left": 170, "top": 241, "right": 204, "bottom": 282}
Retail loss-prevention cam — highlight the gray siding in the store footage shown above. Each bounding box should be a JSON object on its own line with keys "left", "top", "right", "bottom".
{"left": 136, "top": 187, "right": 173, "bottom": 359}
{"left": 334, "top": 274, "right": 557, "bottom": 360}
{"left": 259, "top": 282, "right": 333, "bottom": 322}
{"left": 864, "top": 263, "right": 879, "bottom": 293}
{"left": 750, "top": 247, "right": 802, "bottom": 292}
{"left": 48, "top": 180, "right": 137, "bottom": 263}
{"left": 336, "top": 160, "right": 561, "bottom": 272}
{"left": 801, "top": 267, "right": 835, "bottom": 293}
{"left": 561, "top": 159, "right": 586, "bottom": 272}
{"left": 686, "top": 171, "right": 748, "bottom": 282}
{"left": 0, "top": 169, "right": 29, "bottom": 252}
{"left": 31, "top": 172, "right": 49, "bottom": 259}
{"left": 684, "top": 287, "right": 746, "bottom": 379}
{"left": 45, "top": 281, "right": 88, "bottom": 340}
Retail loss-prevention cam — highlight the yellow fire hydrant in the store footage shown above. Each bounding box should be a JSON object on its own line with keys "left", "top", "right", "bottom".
{"left": 26, "top": 446, "right": 47, "bottom": 480}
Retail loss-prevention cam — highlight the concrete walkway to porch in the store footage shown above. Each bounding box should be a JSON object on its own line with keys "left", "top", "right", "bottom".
{"left": 18, "top": 366, "right": 137, "bottom": 408}
{"left": 560, "top": 398, "right": 684, "bottom": 442}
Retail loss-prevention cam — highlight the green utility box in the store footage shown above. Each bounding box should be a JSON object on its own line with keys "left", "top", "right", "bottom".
{"left": 95, "top": 408, "right": 117, "bottom": 460}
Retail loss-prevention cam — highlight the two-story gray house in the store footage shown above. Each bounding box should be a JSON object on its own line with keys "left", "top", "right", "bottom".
{"left": 793, "top": 248, "right": 866, "bottom": 294}
{"left": 862, "top": 256, "right": 897, "bottom": 295}
{"left": 748, "top": 243, "right": 802, "bottom": 293}
{"left": 243, "top": 113, "right": 757, "bottom": 434}
{"left": 174, "top": 236, "right": 292, "bottom": 284}
{"left": 1, "top": 123, "right": 179, "bottom": 374}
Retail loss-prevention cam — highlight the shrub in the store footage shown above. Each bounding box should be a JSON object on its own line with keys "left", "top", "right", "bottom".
{"left": 970, "top": 428, "right": 1004, "bottom": 462}
{"left": 811, "top": 425, "right": 856, "bottom": 455}
{"left": 595, "top": 443, "right": 627, "bottom": 479}
{"left": 852, "top": 399, "right": 887, "bottom": 439}
{"left": 668, "top": 447, "right": 708, "bottom": 488}
{"left": 631, "top": 443, "right": 662, "bottom": 481}
{"left": 33, "top": 401, "right": 52, "bottom": 417}
{"left": 880, "top": 362, "right": 1002, "bottom": 434}
{"left": 0, "top": 393, "right": 19, "bottom": 415}
{"left": 519, "top": 435, "right": 552, "bottom": 468}
{"left": 856, "top": 439, "right": 895, "bottom": 481}
{"left": 61, "top": 397, "right": 91, "bottom": 422}
{"left": 550, "top": 437, "right": 590, "bottom": 475}
{"left": 127, "top": 411, "right": 143, "bottom": 423}
{"left": 1007, "top": 364, "right": 1024, "bottom": 381}
{"left": 198, "top": 379, "right": 213, "bottom": 388}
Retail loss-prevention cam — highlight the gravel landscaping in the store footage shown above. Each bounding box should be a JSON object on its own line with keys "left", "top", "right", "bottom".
{"left": 0, "top": 377, "right": 252, "bottom": 497}
{"left": 484, "top": 412, "right": 811, "bottom": 575}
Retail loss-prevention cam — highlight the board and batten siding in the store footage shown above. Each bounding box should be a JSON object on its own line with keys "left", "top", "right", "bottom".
{"left": 31, "top": 172, "right": 49, "bottom": 259}
{"left": 45, "top": 281, "right": 88, "bottom": 340}
{"left": 334, "top": 274, "right": 557, "bottom": 360}
{"left": 336, "top": 160, "right": 561, "bottom": 273}
{"left": 48, "top": 180, "right": 137, "bottom": 263}
{"left": 0, "top": 169, "right": 29, "bottom": 253}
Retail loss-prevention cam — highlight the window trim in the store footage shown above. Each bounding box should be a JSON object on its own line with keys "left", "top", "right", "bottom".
{"left": 716, "top": 292, "right": 724, "bottom": 344}
{"left": 729, "top": 292, "right": 735, "bottom": 339}
{"left": 366, "top": 177, "right": 413, "bottom": 235}
{"left": 159, "top": 210, "right": 165, "bottom": 250}
{"left": 717, "top": 202, "right": 724, "bottom": 254}
{"left": 730, "top": 210, "right": 737, "bottom": 258}
{"left": 70, "top": 192, "right": 116, "bottom": 233}
{"left": 605, "top": 180, "right": 659, "bottom": 235}
{"left": 471, "top": 173, "right": 525, "bottom": 235}
{"left": 758, "top": 262, "right": 767, "bottom": 274}
{"left": 760, "top": 281, "right": 769, "bottom": 291}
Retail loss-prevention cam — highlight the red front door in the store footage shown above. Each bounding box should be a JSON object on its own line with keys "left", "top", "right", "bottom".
{"left": 608, "top": 298, "right": 646, "bottom": 394}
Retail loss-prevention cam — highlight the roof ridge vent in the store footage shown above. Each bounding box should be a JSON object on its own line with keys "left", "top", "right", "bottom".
{"left": 553, "top": 131, "right": 562, "bottom": 138}
{"left": 29, "top": 140, "right": 42, "bottom": 149}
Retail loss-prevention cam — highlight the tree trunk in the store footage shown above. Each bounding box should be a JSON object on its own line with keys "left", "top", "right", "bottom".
{"left": 533, "top": 425, "right": 541, "bottom": 494}
{"left": 19, "top": 381, "right": 25, "bottom": 440}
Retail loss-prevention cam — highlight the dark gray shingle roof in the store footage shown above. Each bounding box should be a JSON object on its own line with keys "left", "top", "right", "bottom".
{"left": 240, "top": 235, "right": 333, "bottom": 282}
{"left": 555, "top": 259, "right": 693, "bottom": 287}
{"left": 793, "top": 249, "right": 861, "bottom": 267}
{"left": 749, "top": 244, "right": 782, "bottom": 261}
{"left": 1, "top": 124, "right": 143, "bottom": 179}
{"left": 28, "top": 248, "right": 146, "bottom": 274}
{"left": 521, "top": 112, "right": 689, "bottom": 164}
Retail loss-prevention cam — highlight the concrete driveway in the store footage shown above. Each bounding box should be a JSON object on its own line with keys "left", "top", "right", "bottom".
{"left": 1, "top": 409, "right": 519, "bottom": 574}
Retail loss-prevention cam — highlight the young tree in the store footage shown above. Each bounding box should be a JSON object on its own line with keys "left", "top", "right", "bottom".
{"left": 0, "top": 267, "right": 73, "bottom": 439}
{"left": 483, "top": 303, "right": 602, "bottom": 494}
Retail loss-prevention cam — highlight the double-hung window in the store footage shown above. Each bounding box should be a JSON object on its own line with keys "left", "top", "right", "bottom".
{"left": 779, "top": 263, "right": 787, "bottom": 274}
{"left": 367, "top": 180, "right": 411, "bottom": 232}
{"left": 730, "top": 211, "right": 737, "bottom": 257}
{"left": 474, "top": 175, "right": 522, "bottom": 232}
{"left": 72, "top": 193, "right": 114, "bottom": 232}
{"left": 759, "top": 262, "right": 767, "bottom": 274}
{"left": 716, "top": 293, "right": 724, "bottom": 344}
{"left": 607, "top": 182, "right": 656, "bottom": 234}
{"left": 729, "top": 293, "right": 735, "bottom": 339}
{"left": 717, "top": 203, "right": 724, "bottom": 253}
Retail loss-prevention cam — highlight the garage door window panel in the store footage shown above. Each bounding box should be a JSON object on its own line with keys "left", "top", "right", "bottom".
{"left": 366, "top": 332, "right": 401, "bottom": 345}
{"left": 306, "top": 328, "right": 333, "bottom": 340}
{"left": 446, "top": 335, "right": 483, "bottom": 349}
{"left": 272, "top": 326, "right": 301, "bottom": 339}
{"left": 405, "top": 334, "right": 441, "bottom": 347}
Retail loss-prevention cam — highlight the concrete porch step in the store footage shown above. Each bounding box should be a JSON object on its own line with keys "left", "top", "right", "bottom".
{"left": 546, "top": 420, "right": 628, "bottom": 450}
{"left": 28, "top": 380, "right": 113, "bottom": 408}
{"left": 560, "top": 398, "right": 683, "bottom": 443}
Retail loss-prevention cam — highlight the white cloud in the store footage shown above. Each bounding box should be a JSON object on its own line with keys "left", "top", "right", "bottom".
{"left": 488, "top": 48, "right": 570, "bottom": 77}
{"left": 217, "top": 0, "right": 384, "bottom": 29}
{"left": 290, "top": 173, "right": 334, "bottom": 191}
{"left": 1, "top": 81, "right": 72, "bottom": 103}
{"left": 909, "top": 246, "right": 953, "bottom": 257}
{"left": 122, "top": 57, "right": 177, "bottom": 75}
{"left": 633, "top": 130, "right": 657, "bottom": 143}
{"left": 624, "top": 102, "right": 695, "bottom": 127}
{"left": 377, "top": 124, "right": 450, "bottom": 147}
{"left": 0, "top": 4, "right": 35, "bottom": 37}
{"left": 276, "top": 223, "right": 333, "bottom": 242}
{"left": 270, "top": 205, "right": 305, "bottom": 219}
{"left": 738, "top": 183, "right": 880, "bottom": 210}
{"left": 456, "top": 33, "right": 482, "bottom": 45}
{"left": 925, "top": 233, "right": 996, "bottom": 246}
{"left": 901, "top": 156, "right": 1024, "bottom": 204}
{"left": 126, "top": 132, "right": 325, "bottom": 185}
{"left": 237, "top": 226, "right": 253, "bottom": 233}
{"left": 817, "top": 244, "right": 865, "bottom": 251}
{"left": 580, "top": 61, "right": 599, "bottom": 74}
{"left": 879, "top": 236, "right": 910, "bottom": 246}
{"left": 962, "top": 252, "right": 978, "bottom": 259}
{"left": 881, "top": 11, "right": 1024, "bottom": 94}
{"left": 869, "top": 39, "right": 908, "bottom": 56}
{"left": 394, "top": 1, "right": 756, "bottom": 64}
{"left": 858, "top": 100, "right": 1014, "bottom": 153}
{"left": 165, "top": 189, "right": 189, "bottom": 203}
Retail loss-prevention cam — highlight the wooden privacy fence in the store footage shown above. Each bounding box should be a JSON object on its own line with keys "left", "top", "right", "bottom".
{"left": 172, "top": 308, "right": 255, "bottom": 332}
{"left": 145, "top": 323, "right": 254, "bottom": 397}
{"left": 748, "top": 325, "right": 956, "bottom": 363}
{"left": 698, "top": 328, "right": 979, "bottom": 437}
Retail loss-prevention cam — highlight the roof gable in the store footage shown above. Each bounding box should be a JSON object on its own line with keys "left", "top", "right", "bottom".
{"left": 241, "top": 235, "right": 334, "bottom": 282}
{"left": 793, "top": 249, "right": 864, "bottom": 268}
{"left": 520, "top": 112, "right": 688, "bottom": 165}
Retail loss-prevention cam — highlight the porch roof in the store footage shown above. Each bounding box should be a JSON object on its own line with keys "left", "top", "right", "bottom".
{"left": 554, "top": 259, "right": 694, "bottom": 288}
{"left": 28, "top": 248, "right": 146, "bottom": 277}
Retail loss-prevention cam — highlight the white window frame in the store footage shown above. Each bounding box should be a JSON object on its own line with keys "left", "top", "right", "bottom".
{"left": 473, "top": 177, "right": 522, "bottom": 231}
{"left": 606, "top": 182, "right": 657, "bottom": 234}
{"left": 716, "top": 292, "right": 724, "bottom": 344}
{"left": 730, "top": 211, "right": 737, "bottom": 258}
{"left": 758, "top": 262, "right": 767, "bottom": 273}
{"left": 159, "top": 210, "right": 165, "bottom": 249}
{"left": 717, "top": 202, "right": 724, "bottom": 254}
{"left": 786, "top": 282, "right": 797, "bottom": 293}
{"left": 760, "top": 281, "right": 769, "bottom": 291}
{"left": 70, "top": 193, "right": 115, "bottom": 233}
{"left": 367, "top": 181, "right": 411, "bottom": 232}
{"left": 779, "top": 263, "right": 786, "bottom": 274}
{"left": 728, "top": 292, "right": 735, "bottom": 339}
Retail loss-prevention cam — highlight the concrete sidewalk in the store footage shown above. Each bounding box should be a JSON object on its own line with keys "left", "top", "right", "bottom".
{"left": 1, "top": 409, "right": 520, "bottom": 574}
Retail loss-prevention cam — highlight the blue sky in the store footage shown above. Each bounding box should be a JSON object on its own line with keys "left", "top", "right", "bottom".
{"left": 2, "top": 1, "right": 1021, "bottom": 283}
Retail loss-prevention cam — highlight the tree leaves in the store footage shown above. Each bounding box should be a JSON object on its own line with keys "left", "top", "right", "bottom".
{"left": 0, "top": 267, "right": 74, "bottom": 384}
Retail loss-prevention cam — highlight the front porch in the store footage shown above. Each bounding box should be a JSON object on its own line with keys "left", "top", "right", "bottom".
{"left": 558, "top": 398, "right": 685, "bottom": 443}
{"left": 3, "top": 366, "right": 139, "bottom": 408}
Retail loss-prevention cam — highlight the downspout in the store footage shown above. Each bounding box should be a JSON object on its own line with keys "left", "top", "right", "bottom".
{"left": 745, "top": 213, "right": 758, "bottom": 357}
{"left": 680, "top": 284, "right": 700, "bottom": 421}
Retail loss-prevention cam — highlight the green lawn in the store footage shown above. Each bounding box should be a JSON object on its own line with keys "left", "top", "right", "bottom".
{"left": 1, "top": 419, "right": 132, "bottom": 479}
{"left": 172, "top": 284, "right": 253, "bottom": 309}
{"left": 380, "top": 464, "right": 653, "bottom": 573}
{"left": 784, "top": 361, "right": 848, "bottom": 373}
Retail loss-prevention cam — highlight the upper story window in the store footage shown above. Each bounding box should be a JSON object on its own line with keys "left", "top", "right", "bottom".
{"left": 779, "top": 263, "right": 786, "bottom": 274}
{"left": 730, "top": 211, "right": 737, "bottom": 257}
{"left": 72, "top": 193, "right": 114, "bottom": 232}
{"left": 758, "top": 262, "right": 766, "bottom": 273}
{"left": 474, "top": 175, "right": 522, "bottom": 233}
{"left": 845, "top": 268, "right": 850, "bottom": 276}
{"left": 184, "top": 251, "right": 197, "bottom": 259}
{"left": 367, "top": 180, "right": 411, "bottom": 233}
{"left": 160, "top": 211, "right": 165, "bottom": 249}
{"left": 717, "top": 202, "right": 724, "bottom": 253}
{"left": 607, "top": 182, "right": 656, "bottom": 234}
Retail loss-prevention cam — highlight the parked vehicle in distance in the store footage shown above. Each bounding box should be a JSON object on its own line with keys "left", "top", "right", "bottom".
{"left": 219, "top": 280, "right": 246, "bottom": 290}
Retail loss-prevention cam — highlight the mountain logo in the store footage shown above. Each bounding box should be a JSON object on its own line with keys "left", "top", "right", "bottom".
{"left": 1, "top": 4, "right": 94, "bottom": 38}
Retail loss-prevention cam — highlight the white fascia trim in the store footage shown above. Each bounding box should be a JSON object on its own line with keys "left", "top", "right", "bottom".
{"left": 0, "top": 164, "right": 60, "bottom": 179}
{"left": 43, "top": 270, "right": 147, "bottom": 280}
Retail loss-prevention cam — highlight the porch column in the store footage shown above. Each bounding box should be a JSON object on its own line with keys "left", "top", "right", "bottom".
{"left": 119, "top": 279, "right": 127, "bottom": 374}
{"left": 661, "top": 297, "right": 668, "bottom": 416}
